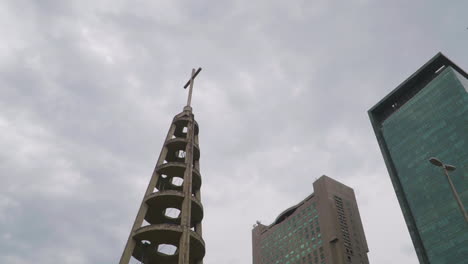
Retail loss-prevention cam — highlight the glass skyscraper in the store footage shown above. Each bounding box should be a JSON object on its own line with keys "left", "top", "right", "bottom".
{"left": 369, "top": 53, "right": 468, "bottom": 264}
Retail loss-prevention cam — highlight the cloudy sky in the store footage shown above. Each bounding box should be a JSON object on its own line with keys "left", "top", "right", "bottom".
{"left": 1, "top": 0, "right": 467, "bottom": 263}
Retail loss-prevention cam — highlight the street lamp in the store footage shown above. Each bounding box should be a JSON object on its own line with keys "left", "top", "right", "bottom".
{"left": 429, "top": 157, "right": 468, "bottom": 223}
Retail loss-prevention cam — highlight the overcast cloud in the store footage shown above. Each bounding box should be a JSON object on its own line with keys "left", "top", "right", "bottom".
{"left": 1, "top": 0, "right": 468, "bottom": 263}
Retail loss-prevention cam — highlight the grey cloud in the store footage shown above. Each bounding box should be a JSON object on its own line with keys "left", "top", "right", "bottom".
{"left": 1, "top": 0, "right": 468, "bottom": 263}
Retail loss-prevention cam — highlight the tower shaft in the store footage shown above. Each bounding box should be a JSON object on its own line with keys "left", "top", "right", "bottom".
{"left": 179, "top": 108, "right": 195, "bottom": 264}
{"left": 120, "top": 107, "right": 205, "bottom": 264}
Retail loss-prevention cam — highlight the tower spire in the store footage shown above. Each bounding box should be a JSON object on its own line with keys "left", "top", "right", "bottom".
{"left": 183, "top": 67, "right": 202, "bottom": 109}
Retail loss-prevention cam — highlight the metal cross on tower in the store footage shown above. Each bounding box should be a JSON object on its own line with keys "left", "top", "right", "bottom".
{"left": 120, "top": 68, "right": 205, "bottom": 264}
{"left": 183, "top": 68, "right": 202, "bottom": 108}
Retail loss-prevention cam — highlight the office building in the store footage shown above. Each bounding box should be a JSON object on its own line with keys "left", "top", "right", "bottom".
{"left": 368, "top": 53, "right": 468, "bottom": 263}
{"left": 252, "top": 176, "right": 369, "bottom": 264}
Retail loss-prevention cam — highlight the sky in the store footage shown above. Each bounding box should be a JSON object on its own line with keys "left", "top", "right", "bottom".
{"left": 1, "top": 0, "right": 467, "bottom": 263}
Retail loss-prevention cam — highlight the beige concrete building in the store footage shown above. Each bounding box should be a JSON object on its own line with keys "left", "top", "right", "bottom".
{"left": 252, "top": 176, "right": 369, "bottom": 264}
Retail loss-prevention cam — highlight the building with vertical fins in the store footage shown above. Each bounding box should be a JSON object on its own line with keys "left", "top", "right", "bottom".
{"left": 120, "top": 69, "right": 205, "bottom": 264}
{"left": 368, "top": 53, "right": 468, "bottom": 263}
{"left": 252, "top": 176, "right": 369, "bottom": 264}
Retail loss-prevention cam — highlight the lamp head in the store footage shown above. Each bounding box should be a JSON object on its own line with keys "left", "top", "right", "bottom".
{"left": 429, "top": 157, "right": 443, "bottom": 167}
{"left": 444, "top": 164, "right": 456, "bottom": 171}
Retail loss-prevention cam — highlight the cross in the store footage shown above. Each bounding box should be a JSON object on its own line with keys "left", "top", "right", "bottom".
{"left": 183, "top": 67, "right": 202, "bottom": 107}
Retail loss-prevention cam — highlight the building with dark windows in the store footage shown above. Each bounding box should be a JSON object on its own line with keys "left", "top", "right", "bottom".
{"left": 368, "top": 53, "right": 468, "bottom": 264}
{"left": 252, "top": 176, "right": 369, "bottom": 264}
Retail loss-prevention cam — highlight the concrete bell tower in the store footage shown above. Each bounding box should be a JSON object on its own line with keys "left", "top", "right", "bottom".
{"left": 119, "top": 68, "right": 205, "bottom": 264}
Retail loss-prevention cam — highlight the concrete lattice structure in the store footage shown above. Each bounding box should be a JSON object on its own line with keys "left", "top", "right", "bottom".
{"left": 252, "top": 176, "right": 369, "bottom": 264}
{"left": 120, "top": 69, "right": 205, "bottom": 264}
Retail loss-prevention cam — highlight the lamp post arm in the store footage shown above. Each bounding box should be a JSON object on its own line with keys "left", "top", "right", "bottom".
{"left": 443, "top": 167, "right": 468, "bottom": 223}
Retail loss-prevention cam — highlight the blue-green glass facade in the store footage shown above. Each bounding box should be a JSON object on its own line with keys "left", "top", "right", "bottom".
{"left": 369, "top": 54, "right": 468, "bottom": 264}
{"left": 259, "top": 201, "right": 325, "bottom": 264}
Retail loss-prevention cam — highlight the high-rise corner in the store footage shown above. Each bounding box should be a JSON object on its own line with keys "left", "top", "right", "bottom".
{"left": 368, "top": 53, "right": 468, "bottom": 264}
